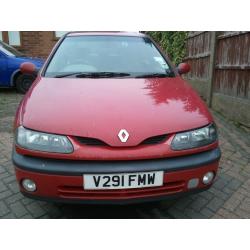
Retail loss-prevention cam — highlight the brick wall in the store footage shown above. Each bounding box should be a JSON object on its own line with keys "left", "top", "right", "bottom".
{"left": 18, "top": 31, "right": 58, "bottom": 59}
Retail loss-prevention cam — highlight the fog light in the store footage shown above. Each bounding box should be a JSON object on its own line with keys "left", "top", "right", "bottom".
{"left": 22, "top": 179, "right": 36, "bottom": 192}
{"left": 187, "top": 178, "right": 199, "bottom": 189}
{"left": 202, "top": 172, "right": 214, "bottom": 185}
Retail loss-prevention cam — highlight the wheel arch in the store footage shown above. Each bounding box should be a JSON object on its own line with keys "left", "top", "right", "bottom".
{"left": 11, "top": 69, "right": 22, "bottom": 87}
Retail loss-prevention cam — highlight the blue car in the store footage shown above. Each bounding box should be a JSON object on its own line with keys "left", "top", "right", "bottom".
{"left": 0, "top": 41, "right": 44, "bottom": 93}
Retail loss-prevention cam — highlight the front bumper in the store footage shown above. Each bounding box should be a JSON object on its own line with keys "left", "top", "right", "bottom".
{"left": 13, "top": 148, "right": 221, "bottom": 204}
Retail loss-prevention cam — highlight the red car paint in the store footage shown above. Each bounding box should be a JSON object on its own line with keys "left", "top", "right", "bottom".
{"left": 13, "top": 32, "right": 220, "bottom": 203}
{"left": 15, "top": 162, "right": 218, "bottom": 202}
{"left": 15, "top": 76, "right": 217, "bottom": 161}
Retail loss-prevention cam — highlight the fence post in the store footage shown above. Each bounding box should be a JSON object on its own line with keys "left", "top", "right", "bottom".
{"left": 207, "top": 31, "right": 217, "bottom": 107}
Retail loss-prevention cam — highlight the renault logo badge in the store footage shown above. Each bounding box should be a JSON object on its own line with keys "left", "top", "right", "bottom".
{"left": 118, "top": 129, "right": 129, "bottom": 143}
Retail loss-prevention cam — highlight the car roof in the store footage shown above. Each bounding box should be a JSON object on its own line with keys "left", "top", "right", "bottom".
{"left": 66, "top": 31, "right": 146, "bottom": 37}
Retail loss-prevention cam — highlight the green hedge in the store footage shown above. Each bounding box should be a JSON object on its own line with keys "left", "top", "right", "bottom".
{"left": 146, "top": 32, "right": 188, "bottom": 65}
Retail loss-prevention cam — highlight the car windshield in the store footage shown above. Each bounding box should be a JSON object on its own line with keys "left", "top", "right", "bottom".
{"left": 44, "top": 35, "right": 173, "bottom": 78}
{"left": 0, "top": 41, "right": 24, "bottom": 57}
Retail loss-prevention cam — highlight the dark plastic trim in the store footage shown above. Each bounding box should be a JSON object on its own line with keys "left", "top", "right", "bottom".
{"left": 12, "top": 147, "right": 221, "bottom": 176}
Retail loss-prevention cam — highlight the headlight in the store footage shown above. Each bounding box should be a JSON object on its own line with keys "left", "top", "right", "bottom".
{"left": 16, "top": 126, "right": 73, "bottom": 153}
{"left": 171, "top": 124, "right": 217, "bottom": 150}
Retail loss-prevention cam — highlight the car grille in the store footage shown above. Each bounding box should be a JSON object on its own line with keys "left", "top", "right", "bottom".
{"left": 75, "top": 134, "right": 168, "bottom": 147}
{"left": 140, "top": 134, "right": 168, "bottom": 145}
{"left": 75, "top": 137, "right": 106, "bottom": 146}
{"left": 58, "top": 180, "right": 185, "bottom": 200}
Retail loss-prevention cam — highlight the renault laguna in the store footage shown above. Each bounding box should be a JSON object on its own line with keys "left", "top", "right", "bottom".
{"left": 12, "top": 32, "right": 221, "bottom": 204}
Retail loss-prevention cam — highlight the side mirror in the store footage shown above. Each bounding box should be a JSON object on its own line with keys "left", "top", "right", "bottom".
{"left": 20, "top": 62, "right": 37, "bottom": 75}
{"left": 177, "top": 63, "right": 191, "bottom": 75}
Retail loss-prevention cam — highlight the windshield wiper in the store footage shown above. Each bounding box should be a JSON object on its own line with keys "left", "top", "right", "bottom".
{"left": 135, "top": 72, "right": 174, "bottom": 78}
{"left": 54, "top": 71, "right": 174, "bottom": 79}
{"left": 75, "top": 72, "right": 131, "bottom": 78}
{"left": 54, "top": 72, "right": 131, "bottom": 78}
{"left": 54, "top": 72, "right": 83, "bottom": 78}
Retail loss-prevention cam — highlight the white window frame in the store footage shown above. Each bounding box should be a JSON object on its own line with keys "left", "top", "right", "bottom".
{"left": 8, "top": 31, "right": 21, "bottom": 46}
{"left": 55, "top": 31, "right": 67, "bottom": 38}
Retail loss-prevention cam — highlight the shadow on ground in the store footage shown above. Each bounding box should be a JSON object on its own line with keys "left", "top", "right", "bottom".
{"left": 39, "top": 199, "right": 176, "bottom": 219}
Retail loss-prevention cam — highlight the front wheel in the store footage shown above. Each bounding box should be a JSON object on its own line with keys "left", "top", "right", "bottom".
{"left": 15, "top": 74, "right": 35, "bottom": 94}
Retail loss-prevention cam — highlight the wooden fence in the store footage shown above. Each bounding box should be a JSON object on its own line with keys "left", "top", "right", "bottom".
{"left": 184, "top": 31, "right": 250, "bottom": 127}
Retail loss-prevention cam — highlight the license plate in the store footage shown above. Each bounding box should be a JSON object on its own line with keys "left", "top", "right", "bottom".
{"left": 83, "top": 171, "right": 164, "bottom": 190}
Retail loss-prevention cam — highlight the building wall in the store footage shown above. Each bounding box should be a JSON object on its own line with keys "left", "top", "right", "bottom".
{"left": 19, "top": 31, "right": 58, "bottom": 59}
{"left": 0, "top": 31, "right": 60, "bottom": 59}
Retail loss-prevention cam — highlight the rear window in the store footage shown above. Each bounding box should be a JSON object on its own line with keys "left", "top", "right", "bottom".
{"left": 44, "top": 35, "right": 171, "bottom": 77}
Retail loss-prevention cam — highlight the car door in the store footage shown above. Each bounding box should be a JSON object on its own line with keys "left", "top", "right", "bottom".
{"left": 0, "top": 51, "right": 8, "bottom": 86}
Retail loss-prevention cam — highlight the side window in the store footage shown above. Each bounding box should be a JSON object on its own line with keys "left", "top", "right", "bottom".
{"left": 0, "top": 32, "right": 3, "bottom": 41}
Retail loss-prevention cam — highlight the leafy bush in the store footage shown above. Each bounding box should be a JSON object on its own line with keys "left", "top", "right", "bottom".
{"left": 145, "top": 32, "right": 188, "bottom": 65}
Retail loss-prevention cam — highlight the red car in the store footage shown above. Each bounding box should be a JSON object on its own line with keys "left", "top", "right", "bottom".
{"left": 12, "top": 32, "right": 220, "bottom": 204}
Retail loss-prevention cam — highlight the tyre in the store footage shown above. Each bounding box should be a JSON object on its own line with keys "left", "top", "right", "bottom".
{"left": 15, "top": 73, "right": 35, "bottom": 94}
